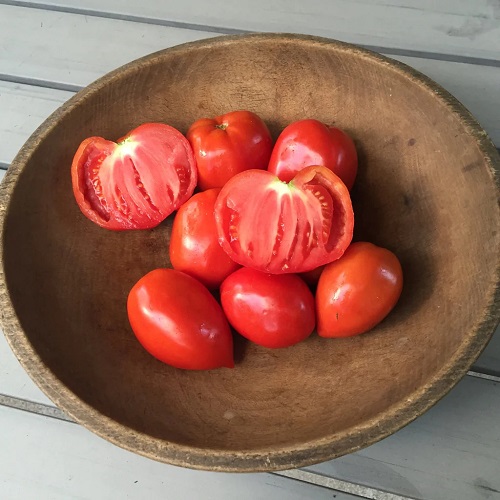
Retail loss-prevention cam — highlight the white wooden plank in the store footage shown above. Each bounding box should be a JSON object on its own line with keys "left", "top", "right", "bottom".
{"left": 0, "top": 327, "right": 53, "bottom": 405}
{"left": 0, "top": 6, "right": 500, "bottom": 148}
{"left": 11, "top": 0, "right": 500, "bottom": 62}
{"left": 0, "top": 406, "right": 353, "bottom": 500}
{"left": 0, "top": 81, "right": 72, "bottom": 165}
{"left": 309, "top": 375, "right": 500, "bottom": 500}
{"left": 1, "top": 358, "right": 499, "bottom": 500}
{"left": 0, "top": 4, "right": 214, "bottom": 87}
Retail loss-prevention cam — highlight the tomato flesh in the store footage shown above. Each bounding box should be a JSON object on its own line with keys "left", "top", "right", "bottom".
{"left": 215, "top": 166, "right": 354, "bottom": 274}
{"left": 72, "top": 123, "right": 197, "bottom": 230}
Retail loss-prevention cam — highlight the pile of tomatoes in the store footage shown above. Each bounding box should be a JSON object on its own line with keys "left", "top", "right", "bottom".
{"left": 71, "top": 111, "right": 403, "bottom": 370}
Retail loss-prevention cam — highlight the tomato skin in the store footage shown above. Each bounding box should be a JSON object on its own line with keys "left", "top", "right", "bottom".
{"left": 220, "top": 268, "right": 315, "bottom": 348}
{"left": 169, "top": 189, "right": 240, "bottom": 289}
{"left": 187, "top": 110, "right": 273, "bottom": 190}
{"left": 268, "top": 119, "right": 358, "bottom": 190}
{"left": 71, "top": 123, "right": 197, "bottom": 231}
{"left": 316, "top": 242, "right": 403, "bottom": 338}
{"left": 214, "top": 165, "right": 354, "bottom": 274}
{"left": 127, "top": 269, "right": 234, "bottom": 370}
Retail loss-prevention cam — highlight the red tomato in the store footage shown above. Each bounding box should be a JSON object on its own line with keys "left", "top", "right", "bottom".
{"left": 187, "top": 110, "right": 273, "bottom": 190}
{"left": 268, "top": 119, "right": 358, "bottom": 190}
{"left": 127, "top": 269, "right": 234, "bottom": 370}
{"left": 169, "top": 188, "right": 240, "bottom": 289}
{"left": 220, "top": 268, "right": 315, "bottom": 348}
{"left": 71, "top": 123, "right": 197, "bottom": 230}
{"left": 316, "top": 242, "right": 403, "bottom": 338}
{"left": 215, "top": 165, "right": 354, "bottom": 274}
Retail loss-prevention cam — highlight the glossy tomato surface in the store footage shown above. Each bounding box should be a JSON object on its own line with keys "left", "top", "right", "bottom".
{"left": 268, "top": 119, "right": 358, "bottom": 190}
{"left": 71, "top": 123, "right": 197, "bottom": 230}
{"left": 187, "top": 110, "right": 273, "bottom": 190}
{"left": 316, "top": 242, "right": 403, "bottom": 337}
{"left": 127, "top": 269, "right": 234, "bottom": 370}
{"left": 169, "top": 188, "right": 240, "bottom": 289}
{"left": 215, "top": 165, "right": 354, "bottom": 274}
{"left": 220, "top": 268, "right": 315, "bottom": 348}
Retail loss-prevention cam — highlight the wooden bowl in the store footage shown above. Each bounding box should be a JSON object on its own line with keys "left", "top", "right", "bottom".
{"left": 1, "top": 34, "right": 499, "bottom": 472}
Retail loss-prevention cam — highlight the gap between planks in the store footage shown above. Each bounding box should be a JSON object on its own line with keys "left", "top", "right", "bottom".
{"left": 1, "top": 0, "right": 500, "bottom": 68}
{"left": 0, "top": 392, "right": 414, "bottom": 500}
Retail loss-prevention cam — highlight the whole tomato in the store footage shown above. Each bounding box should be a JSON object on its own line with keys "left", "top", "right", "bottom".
{"left": 187, "top": 110, "right": 273, "bottom": 190}
{"left": 127, "top": 269, "right": 234, "bottom": 370}
{"left": 169, "top": 188, "right": 240, "bottom": 289}
{"left": 316, "top": 242, "right": 403, "bottom": 337}
{"left": 215, "top": 165, "right": 354, "bottom": 274}
{"left": 220, "top": 268, "right": 315, "bottom": 348}
{"left": 71, "top": 123, "right": 197, "bottom": 230}
{"left": 268, "top": 119, "right": 358, "bottom": 190}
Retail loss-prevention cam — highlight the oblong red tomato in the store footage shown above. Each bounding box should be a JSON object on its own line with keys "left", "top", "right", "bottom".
{"left": 71, "top": 123, "right": 197, "bottom": 230}
{"left": 127, "top": 269, "right": 234, "bottom": 370}
{"left": 169, "top": 188, "right": 240, "bottom": 289}
{"left": 316, "top": 242, "right": 403, "bottom": 338}
{"left": 187, "top": 110, "right": 273, "bottom": 190}
{"left": 220, "top": 268, "right": 315, "bottom": 348}
{"left": 268, "top": 119, "right": 358, "bottom": 190}
{"left": 215, "top": 166, "right": 354, "bottom": 274}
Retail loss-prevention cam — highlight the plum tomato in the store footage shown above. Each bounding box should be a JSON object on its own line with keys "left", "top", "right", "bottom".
{"left": 169, "top": 188, "right": 240, "bottom": 289}
{"left": 127, "top": 269, "right": 234, "bottom": 370}
{"left": 316, "top": 242, "right": 403, "bottom": 337}
{"left": 220, "top": 268, "right": 315, "bottom": 348}
{"left": 268, "top": 119, "right": 358, "bottom": 190}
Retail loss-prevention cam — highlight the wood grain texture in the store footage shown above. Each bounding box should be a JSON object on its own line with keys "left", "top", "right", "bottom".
{"left": 0, "top": 82, "right": 72, "bottom": 166}
{"left": 2, "top": 5, "right": 500, "bottom": 146}
{"left": 309, "top": 376, "right": 500, "bottom": 500}
{"left": 1, "top": 363, "right": 499, "bottom": 500}
{"left": 0, "top": 406, "right": 354, "bottom": 500}
{"left": 10, "top": 0, "right": 500, "bottom": 61}
{"left": 0, "top": 34, "right": 498, "bottom": 471}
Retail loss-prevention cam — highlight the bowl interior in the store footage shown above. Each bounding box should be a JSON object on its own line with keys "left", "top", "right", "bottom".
{"left": 2, "top": 35, "right": 499, "bottom": 470}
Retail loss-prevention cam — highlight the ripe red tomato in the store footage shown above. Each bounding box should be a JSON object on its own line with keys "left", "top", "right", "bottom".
{"left": 316, "top": 242, "right": 403, "bottom": 338}
{"left": 127, "top": 269, "right": 234, "bottom": 370}
{"left": 268, "top": 119, "right": 358, "bottom": 190}
{"left": 169, "top": 188, "right": 240, "bottom": 289}
{"left": 187, "top": 110, "right": 273, "bottom": 190}
{"left": 220, "top": 268, "right": 315, "bottom": 348}
{"left": 215, "top": 165, "right": 354, "bottom": 274}
{"left": 71, "top": 123, "right": 197, "bottom": 230}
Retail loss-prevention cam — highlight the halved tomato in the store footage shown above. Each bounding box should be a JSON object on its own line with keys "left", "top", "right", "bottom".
{"left": 71, "top": 123, "right": 197, "bottom": 230}
{"left": 214, "top": 166, "right": 354, "bottom": 274}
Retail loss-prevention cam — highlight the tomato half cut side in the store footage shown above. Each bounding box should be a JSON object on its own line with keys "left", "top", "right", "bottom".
{"left": 215, "top": 166, "right": 354, "bottom": 274}
{"left": 71, "top": 123, "right": 197, "bottom": 230}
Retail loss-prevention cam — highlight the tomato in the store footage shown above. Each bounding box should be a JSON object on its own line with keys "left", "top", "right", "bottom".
{"left": 187, "top": 110, "right": 273, "bottom": 190}
{"left": 316, "top": 242, "right": 403, "bottom": 338}
{"left": 220, "top": 268, "right": 315, "bottom": 348}
{"left": 71, "top": 123, "right": 197, "bottom": 230}
{"left": 169, "top": 188, "right": 240, "bottom": 289}
{"left": 215, "top": 165, "right": 354, "bottom": 274}
{"left": 268, "top": 119, "right": 358, "bottom": 190}
{"left": 127, "top": 269, "right": 234, "bottom": 370}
